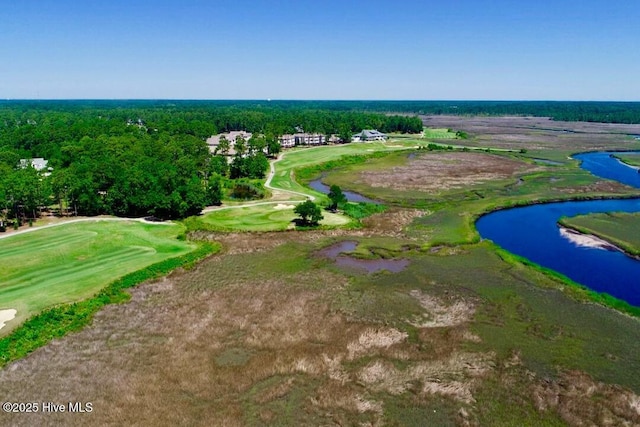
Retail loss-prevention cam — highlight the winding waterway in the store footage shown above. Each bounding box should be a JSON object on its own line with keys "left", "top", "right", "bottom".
{"left": 477, "top": 152, "right": 640, "bottom": 307}
{"left": 309, "top": 174, "right": 379, "bottom": 204}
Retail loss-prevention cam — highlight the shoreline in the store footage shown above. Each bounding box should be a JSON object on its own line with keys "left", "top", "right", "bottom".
{"left": 558, "top": 223, "right": 640, "bottom": 261}
{"left": 558, "top": 226, "right": 622, "bottom": 252}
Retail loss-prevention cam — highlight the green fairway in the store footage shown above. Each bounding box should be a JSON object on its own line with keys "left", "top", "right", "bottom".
{"left": 198, "top": 203, "right": 350, "bottom": 232}
{"left": 559, "top": 212, "right": 640, "bottom": 256}
{"left": 421, "top": 127, "right": 458, "bottom": 139}
{"left": 269, "top": 141, "right": 415, "bottom": 197}
{"left": 0, "top": 220, "right": 195, "bottom": 333}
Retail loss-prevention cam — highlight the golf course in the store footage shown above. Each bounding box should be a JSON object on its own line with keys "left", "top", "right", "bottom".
{"left": 0, "top": 220, "right": 195, "bottom": 334}
{"left": 2, "top": 115, "right": 640, "bottom": 426}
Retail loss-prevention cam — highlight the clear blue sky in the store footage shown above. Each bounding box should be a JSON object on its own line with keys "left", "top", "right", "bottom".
{"left": 1, "top": 0, "right": 638, "bottom": 100}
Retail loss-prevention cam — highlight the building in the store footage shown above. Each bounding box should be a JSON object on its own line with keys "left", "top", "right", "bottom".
{"left": 294, "top": 133, "right": 325, "bottom": 146}
{"left": 353, "top": 129, "right": 387, "bottom": 142}
{"left": 328, "top": 134, "right": 343, "bottom": 144}
{"left": 19, "top": 157, "right": 49, "bottom": 171}
{"left": 19, "top": 158, "right": 52, "bottom": 176}
{"left": 206, "top": 131, "right": 253, "bottom": 155}
{"left": 278, "top": 134, "right": 296, "bottom": 148}
{"left": 277, "top": 133, "right": 325, "bottom": 147}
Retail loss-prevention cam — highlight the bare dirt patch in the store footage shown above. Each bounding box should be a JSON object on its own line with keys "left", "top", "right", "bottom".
{"left": 359, "top": 152, "right": 536, "bottom": 192}
{"left": 273, "top": 203, "right": 295, "bottom": 210}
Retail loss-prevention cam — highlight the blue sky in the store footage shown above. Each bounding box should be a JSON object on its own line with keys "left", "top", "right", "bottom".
{"left": 1, "top": 0, "right": 638, "bottom": 100}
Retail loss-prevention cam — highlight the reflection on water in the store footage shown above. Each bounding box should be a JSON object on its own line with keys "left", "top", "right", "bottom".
{"left": 318, "top": 241, "right": 409, "bottom": 274}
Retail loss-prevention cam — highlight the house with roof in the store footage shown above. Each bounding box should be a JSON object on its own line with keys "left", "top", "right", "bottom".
{"left": 294, "top": 133, "right": 325, "bottom": 145}
{"left": 278, "top": 134, "right": 296, "bottom": 148}
{"left": 353, "top": 129, "right": 387, "bottom": 142}
{"left": 19, "top": 158, "right": 52, "bottom": 176}
{"left": 277, "top": 133, "right": 326, "bottom": 147}
{"left": 206, "top": 131, "right": 253, "bottom": 155}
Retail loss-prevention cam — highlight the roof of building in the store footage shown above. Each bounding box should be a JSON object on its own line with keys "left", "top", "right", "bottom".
{"left": 19, "top": 158, "right": 49, "bottom": 171}
{"left": 206, "top": 131, "right": 252, "bottom": 147}
{"left": 361, "top": 129, "right": 386, "bottom": 138}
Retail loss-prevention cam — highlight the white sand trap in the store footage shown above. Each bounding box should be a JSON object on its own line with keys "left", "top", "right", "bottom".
{"left": 0, "top": 309, "right": 17, "bottom": 330}
{"left": 559, "top": 227, "right": 619, "bottom": 251}
{"left": 273, "top": 204, "right": 295, "bottom": 210}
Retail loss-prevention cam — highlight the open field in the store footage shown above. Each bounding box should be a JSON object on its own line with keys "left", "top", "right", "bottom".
{"left": 2, "top": 117, "right": 640, "bottom": 425}
{"left": 560, "top": 212, "right": 640, "bottom": 256}
{"left": 268, "top": 141, "right": 417, "bottom": 198}
{"left": 421, "top": 127, "right": 458, "bottom": 139}
{"left": 614, "top": 153, "right": 640, "bottom": 168}
{"left": 317, "top": 149, "right": 637, "bottom": 216}
{"left": 1, "top": 230, "right": 639, "bottom": 426}
{"left": 422, "top": 115, "right": 640, "bottom": 152}
{"left": 0, "top": 220, "right": 195, "bottom": 334}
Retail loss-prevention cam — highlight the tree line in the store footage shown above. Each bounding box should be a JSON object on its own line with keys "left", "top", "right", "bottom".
{"left": 0, "top": 102, "right": 422, "bottom": 224}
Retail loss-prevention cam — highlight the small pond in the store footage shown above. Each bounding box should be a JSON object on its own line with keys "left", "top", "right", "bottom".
{"left": 317, "top": 241, "right": 410, "bottom": 274}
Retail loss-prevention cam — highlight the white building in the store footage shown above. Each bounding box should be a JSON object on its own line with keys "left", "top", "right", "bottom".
{"left": 278, "top": 134, "right": 296, "bottom": 148}
{"left": 353, "top": 129, "right": 387, "bottom": 142}
{"left": 206, "top": 131, "right": 253, "bottom": 155}
{"left": 19, "top": 158, "right": 52, "bottom": 176}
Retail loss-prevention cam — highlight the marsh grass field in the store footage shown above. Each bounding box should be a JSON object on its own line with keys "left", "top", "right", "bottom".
{"left": 0, "top": 220, "right": 195, "bottom": 334}
{"left": 3, "top": 117, "right": 640, "bottom": 426}
{"left": 614, "top": 152, "right": 640, "bottom": 168}
{"left": 560, "top": 212, "right": 640, "bottom": 256}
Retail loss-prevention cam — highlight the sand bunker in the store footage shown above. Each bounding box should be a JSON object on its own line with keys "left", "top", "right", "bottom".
{"left": 273, "top": 204, "right": 295, "bottom": 210}
{"left": 0, "top": 309, "right": 17, "bottom": 330}
{"left": 559, "top": 227, "right": 619, "bottom": 251}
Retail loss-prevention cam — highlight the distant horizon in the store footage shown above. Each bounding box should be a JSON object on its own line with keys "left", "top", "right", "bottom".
{"left": 2, "top": 99, "right": 640, "bottom": 103}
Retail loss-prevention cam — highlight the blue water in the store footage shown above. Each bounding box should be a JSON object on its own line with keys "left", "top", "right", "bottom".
{"left": 309, "top": 175, "right": 379, "bottom": 204}
{"left": 477, "top": 152, "right": 640, "bottom": 306}
{"left": 574, "top": 152, "right": 640, "bottom": 187}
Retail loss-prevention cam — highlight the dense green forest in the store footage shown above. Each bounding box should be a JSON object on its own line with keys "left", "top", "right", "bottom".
{"left": 2, "top": 99, "right": 638, "bottom": 224}
{"left": 0, "top": 101, "right": 422, "bottom": 223}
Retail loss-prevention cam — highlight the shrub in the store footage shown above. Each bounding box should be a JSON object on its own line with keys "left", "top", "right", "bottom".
{"left": 230, "top": 180, "right": 265, "bottom": 200}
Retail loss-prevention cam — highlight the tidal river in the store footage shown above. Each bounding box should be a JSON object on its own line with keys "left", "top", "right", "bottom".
{"left": 476, "top": 152, "right": 640, "bottom": 306}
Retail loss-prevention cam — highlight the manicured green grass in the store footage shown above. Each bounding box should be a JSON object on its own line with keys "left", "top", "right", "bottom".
{"left": 559, "top": 212, "right": 640, "bottom": 256}
{"left": 270, "top": 142, "right": 414, "bottom": 197}
{"left": 196, "top": 203, "right": 350, "bottom": 232}
{"left": 0, "top": 220, "right": 195, "bottom": 333}
{"left": 613, "top": 153, "right": 640, "bottom": 168}
{"left": 422, "top": 128, "right": 458, "bottom": 139}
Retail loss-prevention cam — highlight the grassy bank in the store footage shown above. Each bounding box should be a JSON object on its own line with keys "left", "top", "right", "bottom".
{"left": 189, "top": 203, "right": 351, "bottom": 232}
{"left": 559, "top": 212, "right": 640, "bottom": 257}
{"left": 0, "top": 220, "right": 196, "bottom": 333}
{"left": 269, "top": 141, "right": 414, "bottom": 198}
{"left": 0, "top": 241, "right": 219, "bottom": 369}
{"left": 613, "top": 153, "right": 640, "bottom": 168}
